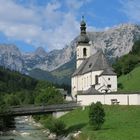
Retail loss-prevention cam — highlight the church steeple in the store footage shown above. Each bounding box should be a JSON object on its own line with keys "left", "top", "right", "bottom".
{"left": 78, "top": 16, "right": 89, "bottom": 44}
{"left": 80, "top": 16, "right": 86, "bottom": 34}
{"left": 76, "top": 16, "right": 91, "bottom": 69}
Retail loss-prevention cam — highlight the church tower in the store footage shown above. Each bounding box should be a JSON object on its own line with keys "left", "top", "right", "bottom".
{"left": 76, "top": 16, "right": 91, "bottom": 69}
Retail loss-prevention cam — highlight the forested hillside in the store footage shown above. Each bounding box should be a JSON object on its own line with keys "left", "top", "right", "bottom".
{"left": 113, "top": 40, "right": 140, "bottom": 91}
{"left": 0, "top": 67, "right": 64, "bottom": 111}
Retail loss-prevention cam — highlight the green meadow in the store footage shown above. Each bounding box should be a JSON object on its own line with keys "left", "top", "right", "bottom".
{"left": 60, "top": 105, "right": 140, "bottom": 140}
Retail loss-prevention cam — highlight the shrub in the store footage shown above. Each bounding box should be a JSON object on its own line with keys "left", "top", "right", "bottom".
{"left": 45, "top": 117, "right": 66, "bottom": 136}
{"left": 89, "top": 102, "right": 105, "bottom": 130}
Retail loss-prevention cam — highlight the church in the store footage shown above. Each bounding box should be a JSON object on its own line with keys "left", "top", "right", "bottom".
{"left": 70, "top": 18, "right": 140, "bottom": 106}
{"left": 71, "top": 18, "right": 117, "bottom": 98}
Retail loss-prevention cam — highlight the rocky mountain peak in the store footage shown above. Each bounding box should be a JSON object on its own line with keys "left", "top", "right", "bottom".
{"left": 0, "top": 44, "right": 21, "bottom": 56}
{"left": 34, "top": 47, "right": 47, "bottom": 57}
{"left": 0, "top": 44, "right": 23, "bottom": 71}
{"left": 0, "top": 23, "right": 140, "bottom": 73}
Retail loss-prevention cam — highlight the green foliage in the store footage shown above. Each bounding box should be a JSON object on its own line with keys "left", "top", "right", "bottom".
{"left": 60, "top": 106, "right": 140, "bottom": 140}
{"left": 0, "top": 67, "right": 64, "bottom": 114}
{"left": 0, "top": 97, "right": 9, "bottom": 113}
{"left": 113, "top": 54, "right": 139, "bottom": 76}
{"left": 131, "top": 40, "right": 140, "bottom": 56}
{"left": 113, "top": 40, "right": 140, "bottom": 76}
{"left": 118, "top": 66, "right": 140, "bottom": 92}
{"left": 44, "top": 117, "right": 66, "bottom": 136}
{"left": 34, "top": 81, "right": 64, "bottom": 105}
{"left": 4, "top": 93, "right": 20, "bottom": 106}
{"left": 0, "top": 66, "right": 38, "bottom": 93}
{"left": 89, "top": 102, "right": 105, "bottom": 130}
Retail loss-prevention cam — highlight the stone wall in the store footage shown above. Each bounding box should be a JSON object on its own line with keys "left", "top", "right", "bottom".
{"left": 77, "top": 93, "right": 140, "bottom": 106}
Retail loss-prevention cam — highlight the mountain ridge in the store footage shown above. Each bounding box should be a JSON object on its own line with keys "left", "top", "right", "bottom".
{"left": 0, "top": 23, "right": 140, "bottom": 84}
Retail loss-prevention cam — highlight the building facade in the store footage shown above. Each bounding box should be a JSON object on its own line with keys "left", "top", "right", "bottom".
{"left": 71, "top": 18, "right": 117, "bottom": 98}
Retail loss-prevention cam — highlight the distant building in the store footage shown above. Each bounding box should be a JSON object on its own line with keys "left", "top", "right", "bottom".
{"left": 71, "top": 17, "right": 117, "bottom": 98}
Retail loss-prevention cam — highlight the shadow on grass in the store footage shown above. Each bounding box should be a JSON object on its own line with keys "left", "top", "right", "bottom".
{"left": 65, "top": 123, "right": 86, "bottom": 135}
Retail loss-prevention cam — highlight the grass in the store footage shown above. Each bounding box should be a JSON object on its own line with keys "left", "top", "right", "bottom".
{"left": 118, "top": 66, "right": 140, "bottom": 92}
{"left": 60, "top": 105, "right": 140, "bottom": 140}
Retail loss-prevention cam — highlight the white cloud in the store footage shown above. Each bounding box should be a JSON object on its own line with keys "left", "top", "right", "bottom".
{"left": 0, "top": 0, "right": 92, "bottom": 51}
{"left": 120, "top": 0, "right": 140, "bottom": 23}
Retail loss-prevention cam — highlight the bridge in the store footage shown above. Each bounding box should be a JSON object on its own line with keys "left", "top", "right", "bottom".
{"left": 0, "top": 102, "right": 81, "bottom": 117}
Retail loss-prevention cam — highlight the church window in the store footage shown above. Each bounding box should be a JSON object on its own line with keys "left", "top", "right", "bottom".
{"left": 107, "top": 84, "right": 111, "bottom": 88}
{"left": 89, "top": 63, "right": 92, "bottom": 68}
{"left": 95, "top": 75, "right": 98, "bottom": 84}
{"left": 83, "top": 48, "right": 87, "bottom": 56}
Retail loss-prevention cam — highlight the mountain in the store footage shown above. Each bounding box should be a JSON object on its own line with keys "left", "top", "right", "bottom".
{"left": 0, "top": 24, "right": 140, "bottom": 84}
{"left": 25, "top": 23, "right": 140, "bottom": 72}
{"left": 29, "top": 56, "right": 76, "bottom": 85}
{"left": 0, "top": 44, "right": 23, "bottom": 72}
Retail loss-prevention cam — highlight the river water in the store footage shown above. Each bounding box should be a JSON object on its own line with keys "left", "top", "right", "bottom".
{"left": 0, "top": 116, "right": 48, "bottom": 140}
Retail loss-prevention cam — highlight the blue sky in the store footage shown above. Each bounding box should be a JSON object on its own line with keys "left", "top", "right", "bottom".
{"left": 0, "top": 0, "right": 140, "bottom": 52}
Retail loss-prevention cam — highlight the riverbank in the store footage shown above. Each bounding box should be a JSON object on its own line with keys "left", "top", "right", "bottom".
{"left": 59, "top": 105, "right": 140, "bottom": 140}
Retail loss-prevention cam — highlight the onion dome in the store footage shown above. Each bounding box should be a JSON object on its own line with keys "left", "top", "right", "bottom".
{"left": 78, "top": 16, "right": 90, "bottom": 44}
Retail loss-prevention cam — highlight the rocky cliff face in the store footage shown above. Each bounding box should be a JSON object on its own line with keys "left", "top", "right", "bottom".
{"left": 0, "top": 44, "right": 23, "bottom": 72}
{"left": 88, "top": 24, "right": 140, "bottom": 60}
{"left": 0, "top": 24, "right": 140, "bottom": 73}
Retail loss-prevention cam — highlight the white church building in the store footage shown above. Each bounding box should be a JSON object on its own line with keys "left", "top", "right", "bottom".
{"left": 71, "top": 18, "right": 140, "bottom": 105}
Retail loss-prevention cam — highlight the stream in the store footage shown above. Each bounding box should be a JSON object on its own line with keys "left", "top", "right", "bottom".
{"left": 0, "top": 116, "right": 48, "bottom": 140}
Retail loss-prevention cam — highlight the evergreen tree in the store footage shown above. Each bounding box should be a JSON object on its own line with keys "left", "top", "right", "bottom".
{"left": 89, "top": 102, "right": 105, "bottom": 130}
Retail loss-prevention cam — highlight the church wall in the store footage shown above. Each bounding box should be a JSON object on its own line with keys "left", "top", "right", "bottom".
{"left": 91, "top": 71, "right": 103, "bottom": 85}
{"left": 76, "top": 44, "right": 90, "bottom": 68}
{"left": 76, "top": 44, "right": 91, "bottom": 60}
{"left": 71, "top": 76, "right": 78, "bottom": 97}
{"left": 96, "top": 75, "right": 117, "bottom": 92}
{"left": 79, "top": 72, "right": 92, "bottom": 91}
{"left": 72, "top": 72, "right": 93, "bottom": 97}
{"left": 77, "top": 94, "right": 140, "bottom": 106}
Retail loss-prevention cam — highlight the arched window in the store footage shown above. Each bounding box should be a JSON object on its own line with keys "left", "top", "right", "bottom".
{"left": 83, "top": 48, "right": 87, "bottom": 56}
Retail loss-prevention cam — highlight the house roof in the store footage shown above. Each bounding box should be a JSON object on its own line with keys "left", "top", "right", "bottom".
{"left": 72, "top": 50, "right": 116, "bottom": 77}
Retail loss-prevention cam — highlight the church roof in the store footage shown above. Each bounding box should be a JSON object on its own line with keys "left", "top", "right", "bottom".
{"left": 72, "top": 50, "right": 116, "bottom": 77}
{"left": 77, "top": 86, "right": 99, "bottom": 95}
{"left": 83, "top": 86, "right": 99, "bottom": 94}
{"left": 100, "top": 68, "right": 116, "bottom": 76}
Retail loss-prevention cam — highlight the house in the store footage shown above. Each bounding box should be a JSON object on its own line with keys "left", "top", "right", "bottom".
{"left": 71, "top": 18, "right": 117, "bottom": 99}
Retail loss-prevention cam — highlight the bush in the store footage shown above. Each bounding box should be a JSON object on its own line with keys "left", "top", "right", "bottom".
{"left": 89, "top": 102, "right": 105, "bottom": 130}
{"left": 45, "top": 117, "right": 66, "bottom": 136}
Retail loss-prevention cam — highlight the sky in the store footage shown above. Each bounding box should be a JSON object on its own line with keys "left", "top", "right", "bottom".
{"left": 0, "top": 0, "right": 140, "bottom": 52}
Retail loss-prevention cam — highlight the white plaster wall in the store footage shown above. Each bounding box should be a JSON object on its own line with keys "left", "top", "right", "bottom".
{"left": 76, "top": 44, "right": 90, "bottom": 68}
{"left": 91, "top": 71, "right": 103, "bottom": 85}
{"left": 79, "top": 72, "right": 92, "bottom": 91}
{"left": 71, "top": 76, "right": 78, "bottom": 97}
{"left": 76, "top": 44, "right": 91, "bottom": 60}
{"left": 53, "top": 111, "right": 69, "bottom": 118}
{"left": 77, "top": 60, "right": 84, "bottom": 69}
{"left": 77, "top": 94, "right": 140, "bottom": 106}
{"left": 129, "top": 94, "right": 140, "bottom": 105}
{"left": 72, "top": 73, "right": 92, "bottom": 97}
{"left": 96, "top": 75, "right": 117, "bottom": 92}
